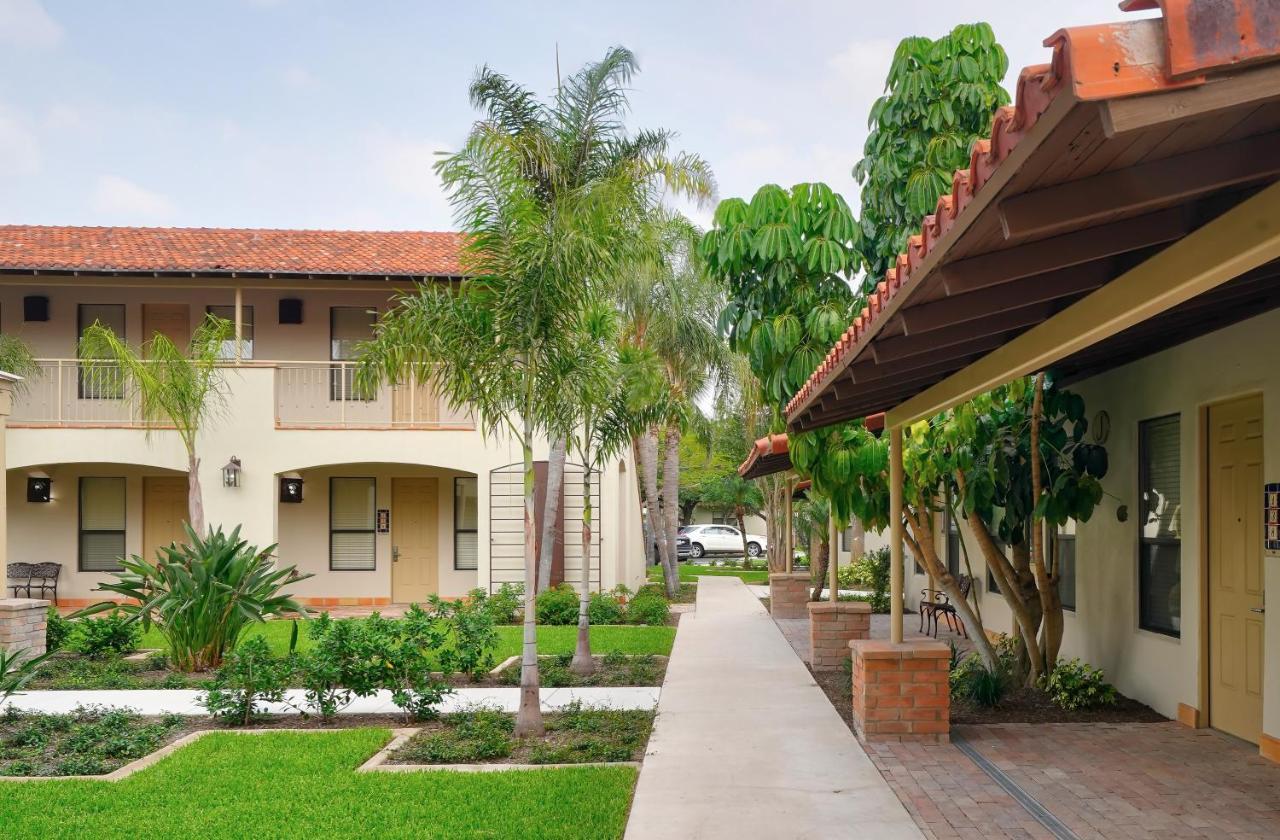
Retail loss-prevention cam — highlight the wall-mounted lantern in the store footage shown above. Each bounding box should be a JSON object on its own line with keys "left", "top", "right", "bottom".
{"left": 26, "top": 476, "right": 51, "bottom": 503}
{"left": 280, "top": 476, "right": 303, "bottom": 503}
{"left": 222, "top": 456, "right": 242, "bottom": 488}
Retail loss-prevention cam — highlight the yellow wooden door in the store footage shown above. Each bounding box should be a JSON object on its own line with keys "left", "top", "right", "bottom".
{"left": 142, "top": 304, "right": 191, "bottom": 352}
{"left": 1208, "top": 394, "right": 1265, "bottom": 744}
{"left": 143, "top": 476, "right": 189, "bottom": 560}
{"left": 392, "top": 478, "right": 439, "bottom": 603}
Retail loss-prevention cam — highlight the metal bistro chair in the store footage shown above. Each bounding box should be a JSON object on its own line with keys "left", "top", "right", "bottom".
{"left": 7, "top": 562, "right": 35, "bottom": 597}
{"left": 919, "top": 574, "right": 973, "bottom": 638}
{"left": 28, "top": 562, "right": 62, "bottom": 604}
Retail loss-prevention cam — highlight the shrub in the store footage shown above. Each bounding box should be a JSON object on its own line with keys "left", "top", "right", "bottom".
{"left": 430, "top": 595, "right": 498, "bottom": 681}
{"left": 864, "top": 547, "right": 892, "bottom": 613}
{"left": 45, "top": 607, "right": 72, "bottom": 652}
{"left": 74, "top": 525, "right": 311, "bottom": 672}
{"left": 626, "top": 592, "right": 670, "bottom": 626}
{"left": 67, "top": 612, "right": 141, "bottom": 659}
{"left": 588, "top": 591, "right": 625, "bottom": 625}
{"left": 535, "top": 584, "right": 579, "bottom": 625}
{"left": 949, "top": 651, "right": 1007, "bottom": 707}
{"left": 398, "top": 706, "right": 514, "bottom": 763}
{"left": 200, "top": 636, "right": 293, "bottom": 725}
{"left": 372, "top": 606, "right": 454, "bottom": 722}
{"left": 1042, "top": 658, "right": 1117, "bottom": 711}
{"left": 1, "top": 648, "right": 52, "bottom": 704}
{"left": 470, "top": 583, "right": 522, "bottom": 625}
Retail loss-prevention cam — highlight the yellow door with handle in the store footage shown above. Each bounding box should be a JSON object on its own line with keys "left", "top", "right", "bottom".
{"left": 391, "top": 478, "right": 439, "bottom": 604}
{"left": 1208, "top": 394, "right": 1265, "bottom": 744}
{"left": 143, "top": 476, "right": 189, "bottom": 561}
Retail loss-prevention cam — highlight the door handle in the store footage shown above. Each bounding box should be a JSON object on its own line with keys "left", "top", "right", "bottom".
{"left": 392, "top": 545, "right": 400, "bottom": 563}
{"left": 1250, "top": 607, "right": 1265, "bottom": 614}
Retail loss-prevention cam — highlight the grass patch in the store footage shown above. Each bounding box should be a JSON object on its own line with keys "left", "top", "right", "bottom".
{"left": 139, "top": 622, "right": 676, "bottom": 660}
{"left": 0, "top": 706, "right": 185, "bottom": 777}
{"left": 0, "top": 728, "right": 636, "bottom": 838}
{"left": 496, "top": 652, "right": 664, "bottom": 687}
{"left": 647, "top": 564, "right": 769, "bottom": 585}
{"left": 393, "top": 703, "right": 653, "bottom": 766}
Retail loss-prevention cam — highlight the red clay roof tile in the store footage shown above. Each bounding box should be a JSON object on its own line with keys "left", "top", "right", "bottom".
{"left": 0, "top": 226, "right": 464, "bottom": 277}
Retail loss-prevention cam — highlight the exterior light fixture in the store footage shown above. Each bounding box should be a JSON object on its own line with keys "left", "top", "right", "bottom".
{"left": 280, "top": 476, "right": 303, "bottom": 503}
{"left": 26, "top": 476, "right": 51, "bottom": 503}
{"left": 222, "top": 456, "right": 242, "bottom": 488}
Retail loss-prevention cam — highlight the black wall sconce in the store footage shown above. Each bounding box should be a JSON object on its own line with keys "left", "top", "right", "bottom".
{"left": 27, "top": 476, "right": 51, "bottom": 503}
{"left": 280, "top": 476, "right": 303, "bottom": 503}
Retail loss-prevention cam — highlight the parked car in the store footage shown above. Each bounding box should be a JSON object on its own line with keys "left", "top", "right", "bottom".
{"left": 677, "top": 524, "right": 767, "bottom": 559}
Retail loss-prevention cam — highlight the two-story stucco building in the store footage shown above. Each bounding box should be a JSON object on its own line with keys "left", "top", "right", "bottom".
{"left": 0, "top": 226, "right": 647, "bottom": 607}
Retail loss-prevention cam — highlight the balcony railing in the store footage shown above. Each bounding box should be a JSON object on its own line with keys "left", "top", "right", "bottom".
{"left": 275, "top": 362, "right": 472, "bottom": 429}
{"left": 9, "top": 359, "right": 473, "bottom": 431}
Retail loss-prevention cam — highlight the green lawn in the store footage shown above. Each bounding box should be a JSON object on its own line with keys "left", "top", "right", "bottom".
{"left": 647, "top": 564, "right": 770, "bottom": 585}
{"left": 139, "top": 623, "right": 676, "bottom": 659}
{"left": 0, "top": 729, "right": 636, "bottom": 839}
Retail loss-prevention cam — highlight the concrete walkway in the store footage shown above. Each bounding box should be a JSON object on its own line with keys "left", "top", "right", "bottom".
{"left": 625, "top": 575, "right": 922, "bottom": 839}
{"left": 0, "top": 686, "right": 660, "bottom": 716}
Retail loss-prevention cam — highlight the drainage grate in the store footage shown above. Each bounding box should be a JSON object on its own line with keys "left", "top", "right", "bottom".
{"left": 950, "top": 731, "right": 1080, "bottom": 840}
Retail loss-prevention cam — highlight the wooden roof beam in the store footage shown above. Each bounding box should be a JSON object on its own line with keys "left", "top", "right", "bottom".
{"left": 1100, "top": 63, "right": 1280, "bottom": 136}
{"left": 871, "top": 301, "right": 1053, "bottom": 365}
{"left": 997, "top": 130, "right": 1280, "bottom": 239}
{"left": 938, "top": 207, "right": 1188, "bottom": 297}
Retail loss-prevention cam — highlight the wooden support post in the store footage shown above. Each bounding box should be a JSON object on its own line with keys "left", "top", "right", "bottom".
{"left": 889, "top": 425, "right": 904, "bottom": 644}
{"left": 784, "top": 477, "right": 794, "bottom": 574}
{"left": 233, "top": 286, "right": 244, "bottom": 364}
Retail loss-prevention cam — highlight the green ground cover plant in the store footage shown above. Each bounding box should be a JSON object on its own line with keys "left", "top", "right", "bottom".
{"left": 0, "top": 705, "right": 184, "bottom": 777}
{"left": 497, "top": 651, "right": 663, "bottom": 688}
{"left": 393, "top": 702, "right": 653, "bottom": 766}
{"left": 647, "top": 564, "right": 768, "bottom": 585}
{"left": 0, "top": 729, "right": 638, "bottom": 838}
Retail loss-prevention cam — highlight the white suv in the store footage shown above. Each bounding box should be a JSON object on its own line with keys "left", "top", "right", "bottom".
{"left": 677, "top": 524, "right": 767, "bottom": 559}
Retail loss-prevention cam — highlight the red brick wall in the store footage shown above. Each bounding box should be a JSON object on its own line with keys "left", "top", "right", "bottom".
{"left": 768, "top": 572, "right": 810, "bottom": 618}
{"left": 807, "top": 601, "right": 870, "bottom": 669}
{"left": 850, "top": 639, "right": 950, "bottom": 742}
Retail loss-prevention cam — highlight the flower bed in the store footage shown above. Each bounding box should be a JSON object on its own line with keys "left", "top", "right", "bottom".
{"left": 0, "top": 705, "right": 186, "bottom": 777}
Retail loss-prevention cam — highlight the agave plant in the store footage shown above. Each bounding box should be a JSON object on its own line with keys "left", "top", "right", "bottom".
{"left": 75, "top": 525, "right": 311, "bottom": 672}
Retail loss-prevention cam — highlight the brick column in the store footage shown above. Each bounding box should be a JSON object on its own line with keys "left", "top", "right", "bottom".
{"left": 0, "top": 598, "right": 50, "bottom": 659}
{"left": 768, "top": 572, "right": 810, "bottom": 618}
{"left": 807, "top": 601, "right": 870, "bottom": 669}
{"left": 850, "top": 639, "right": 950, "bottom": 742}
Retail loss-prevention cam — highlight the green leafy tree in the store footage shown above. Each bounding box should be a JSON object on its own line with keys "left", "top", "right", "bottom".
{"left": 0, "top": 333, "right": 39, "bottom": 388}
{"left": 854, "top": 23, "right": 1010, "bottom": 280}
{"left": 357, "top": 48, "right": 711, "bottom": 737}
{"left": 79, "top": 315, "right": 235, "bottom": 535}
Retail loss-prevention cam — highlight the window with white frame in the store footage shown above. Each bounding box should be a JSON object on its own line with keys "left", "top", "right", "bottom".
{"left": 330, "top": 477, "right": 376, "bottom": 571}
{"left": 1138, "top": 415, "right": 1181, "bottom": 636}
{"left": 454, "top": 477, "right": 478, "bottom": 570}
{"left": 80, "top": 477, "right": 126, "bottom": 572}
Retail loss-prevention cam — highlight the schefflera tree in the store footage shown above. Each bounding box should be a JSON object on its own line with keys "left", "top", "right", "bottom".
{"left": 700, "top": 182, "right": 868, "bottom": 573}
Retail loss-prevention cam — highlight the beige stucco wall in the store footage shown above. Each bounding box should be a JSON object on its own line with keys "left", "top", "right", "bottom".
{"left": 897, "top": 308, "right": 1280, "bottom": 740}
{"left": 689, "top": 506, "right": 767, "bottom": 536}
{"left": 1, "top": 278, "right": 649, "bottom": 604}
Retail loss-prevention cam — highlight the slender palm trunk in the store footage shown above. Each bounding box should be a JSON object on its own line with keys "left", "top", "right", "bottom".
{"left": 633, "top": 438, "right": 657, "bottom": 567}
{"left": 640, "top": 426, "right": 676, "bottom": 596}
{"left": 571, "top": 461, "right": 595, "bottom": 676}
{"left": 186, "top": 449, "right": 205, "bottom": 537}
{"left": 537, "top": 436, "right": 567, "bottom": 593}
{"left": 514, "top": 417, "right": 543, "bottom": 737}
{"left": 661, "top": 421, "right": 681, "bottom": 581}
{"left": 810, "top": 525, "right": 828, "bottom": 601}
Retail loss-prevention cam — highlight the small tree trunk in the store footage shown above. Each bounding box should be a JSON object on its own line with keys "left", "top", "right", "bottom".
{"left": 186, "top": 451, "right": 205, "bottom": 537}
{"left": 849, "top": 517, "right": 865, "bottom": 560}
{"left": 514, "top": 424, "right": 544, "bottom": 738}
{"left": 661, "top": 421, "right": 681, "bottom": 582}
{"left": 634, "top": 438, "right": 657, "bottom": 568}
{"left": 537, "top": 436, "right": 567, "bottom": 593}
{"left": 735, "top": 505, "right": 749, "bottom": 561}
{"left": 572, "top": 461, "right": 595, "bottom": 676}
{"left": 1027, "top": 373, "right": 1063, "bottom": 674}
{"left": 639, "top": 427, "right": 676, "bottom": 596}
{"left": 764, "top": 478, "right": 786, "bottom": 572}
{"left": 809, "top": 526, "right": 828, "bottom": 601}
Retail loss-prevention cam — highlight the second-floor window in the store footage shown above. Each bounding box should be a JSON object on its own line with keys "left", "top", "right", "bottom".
{"left": 207, "top": 305, "right": 253, "bottom": 360}
{"left": 78, "top": 304, "right": 125, "bottom": 399}
{"left": 330, "top": 307, "right": 375, "bottom": 400}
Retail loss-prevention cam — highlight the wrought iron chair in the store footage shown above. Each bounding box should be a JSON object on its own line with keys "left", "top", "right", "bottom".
{"left": 28, "top": 562, "right": 61, "bottom": 604}
{"left": 6, "top": 562, "right": 35, "bottom": 597}
{"left": 919, "top": 574, "right": 972, "bottom": 638}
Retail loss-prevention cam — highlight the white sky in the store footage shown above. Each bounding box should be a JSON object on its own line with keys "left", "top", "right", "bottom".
{"left": 0, "top": 0, "right": 1156, "bottom": 231}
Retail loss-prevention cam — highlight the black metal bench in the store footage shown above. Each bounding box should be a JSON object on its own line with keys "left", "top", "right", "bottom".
{"left": 7, "top": 562, "right": 34, "bottom": 597}
{"left": 919, "top": 574, "right": 972, "bottom": 638}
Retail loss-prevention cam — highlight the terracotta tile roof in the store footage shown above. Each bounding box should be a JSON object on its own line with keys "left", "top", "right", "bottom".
{"left": 0, "top": 226, "right": 464, "bottom": 277}
{"left": 738, "top": 433, "right": 790, "bottom": 479}
{"left": 784, "top": 0, "right": 1280, "bottom": 423}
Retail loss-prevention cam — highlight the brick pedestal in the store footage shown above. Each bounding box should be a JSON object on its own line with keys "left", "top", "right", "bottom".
{"left": 807, "top": 601, "right": 870, "bottom": 669}
{"left": 0, "top": 598, "right": 50, "bottom": 659}
{"left": 850, "top": 639, "right": 950, "bottom": 742}
{"left": 768, "top": 572, "right": 810, "bottom": 618}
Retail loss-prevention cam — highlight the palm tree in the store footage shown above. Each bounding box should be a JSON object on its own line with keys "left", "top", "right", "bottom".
{"left": 79, "top": 315, "right": 234, "bottom": 535}
{"left": 0, "top": 334, "right": 39, "bottom": 386}
{"left": 617, "top": 215, "right": 727, "bottom": 596}
{"left": 357, "top": 47, "right": 712, "bottom": 737}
